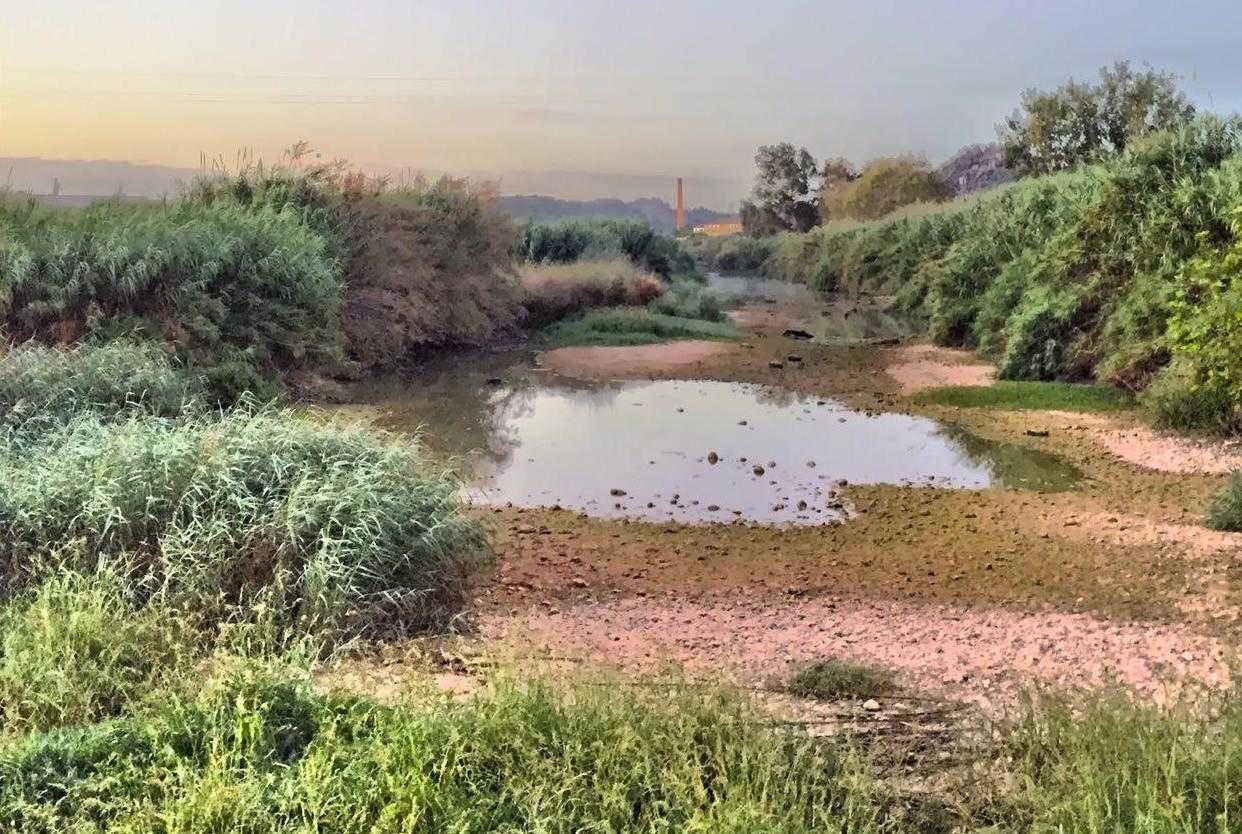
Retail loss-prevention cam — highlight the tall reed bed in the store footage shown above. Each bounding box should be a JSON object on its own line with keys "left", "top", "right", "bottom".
{"left": 0, "top": 403, "right": 483, "bottom": 640}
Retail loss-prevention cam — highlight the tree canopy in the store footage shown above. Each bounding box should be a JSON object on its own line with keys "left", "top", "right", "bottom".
{"left": 999, "top": 61, "right": 1195, "bottom": 176}
{"left": 742, "top": 143, "right": 819, "bottom": 234}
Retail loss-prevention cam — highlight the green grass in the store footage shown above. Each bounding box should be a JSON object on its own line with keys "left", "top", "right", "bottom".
{"left": 0, "top": 404, "right": 484, "bottom": 641}
{"left": 915, "top": 380, "right": 1135, "bottom": 413}
{"left": 1207, "top": 473, "right": 1242, "bottom": 532}
{"left": 0, "top": 660, "right": 889, "bottom": 833}
{"left": 782, "top": 659, "right": 898, "bottom": 701}
{"left": 541, "top": 307, "right": 738, "bottom": 347}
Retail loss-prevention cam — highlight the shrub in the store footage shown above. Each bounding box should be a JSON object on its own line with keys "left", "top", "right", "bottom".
{"left": 823, "top": 157, "right": 954, "bottom": 221}
{"left": 647, "top": 280, "right": 726, "bottom": 322}
{"left": 0, "top": 197, "right": 345, "bottom": 401}
{"left": 519, "top": 258, "right": 665, "bottom": 327}
{"left": 0, "top": 568, "right": 192, "bottom": 734}
{"left": 1142, "top": 361, "right": 1239, "bottom": 433}
{"left": 515, "top": 217, "right": 695, "bottom": 278}
{"left": 0, "top": 405, "right": 484, "bottom": 640}
{"left": 542, "top": 308, "right": 737, "bottom": 347}
{"left": 1207, "top": 474, "right": 1242, "bottom": 532}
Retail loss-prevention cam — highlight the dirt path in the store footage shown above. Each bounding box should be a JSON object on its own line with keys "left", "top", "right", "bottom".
{"left": 464, "top": 296, "right": 1241, "bottom": 707}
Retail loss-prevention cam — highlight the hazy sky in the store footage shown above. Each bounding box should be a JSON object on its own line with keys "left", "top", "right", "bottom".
{"left": 4, "top": 0, "right": 1242, "bottom": 208}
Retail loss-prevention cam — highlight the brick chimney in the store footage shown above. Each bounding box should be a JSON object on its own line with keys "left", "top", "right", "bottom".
{"left": 675, "top": 177, "right": 685, "bottom": 231}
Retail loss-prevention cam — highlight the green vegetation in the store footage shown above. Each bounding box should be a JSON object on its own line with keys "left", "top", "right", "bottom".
{"left": 973, "top": 693, "right": 1242, "bottom": 833}
{"left": 1000, "top": 61, "right": 1196, "bottom": 176}
{"left": 820, "top": 156, "right": 953, "bottom": 221}
{"left": 726, "top": 117, "right": 1242, "bottom": 431}
{"left": 0, "top": 661, "right": 885, "bottom": 833}
{"left": 515, "top": 216, "right": 696, "bottom": 279}
{"left": 647, "top": 278, "right": 727, "bottom": 322}
{"left": 782, "top": 659, "right": 897, "bottom": 701}
{"left": 518, "top": 257, "right": 665, "bottom": 328}
{"left": 0, "top": 343, "right": 483, "bottom": 641}
{"left": 0, "top": 341, "right": 202, "bottom": 429}
{"left": 1207, "top": 473, "right": 1242, "bottom": 532}
{"left": 542, "top": 308, "right": 737, "bottom": 347}
{"left": 916, "top": 381, "right": 1135, "bottom": 413}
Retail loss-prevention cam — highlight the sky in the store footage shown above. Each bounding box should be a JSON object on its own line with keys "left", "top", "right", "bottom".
{"left": 4, "top": 0, "right": 1242, "bottom": 209}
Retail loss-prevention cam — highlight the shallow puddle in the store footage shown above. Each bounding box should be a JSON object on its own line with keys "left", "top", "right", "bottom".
{"left": 344, "top": 360, "right": 1082, "bottom": 525}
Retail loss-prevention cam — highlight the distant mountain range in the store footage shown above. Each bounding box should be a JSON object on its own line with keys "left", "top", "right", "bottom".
{"left": 497, "top": 195, "right": 733, "bottom": 233}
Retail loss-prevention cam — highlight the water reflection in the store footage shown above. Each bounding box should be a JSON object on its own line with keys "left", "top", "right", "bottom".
{"left": 346, "top": 364, "right": 1083, "bottom": 526}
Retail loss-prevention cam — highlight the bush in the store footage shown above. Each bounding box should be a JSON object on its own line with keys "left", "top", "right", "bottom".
{"left": 519, "top": 258, "right": 665, "bottom": 327}
{"left": 823, "top": 157, "right": 954, "bottom": 222}
{"left": 0, "top": 405, "right": 484, "bottom": 640}
{"left": 1207, "top": 474, "right": 1242, "bottom": 532}
{"left": 0, "top": 670, "right": 885, "bottom": 833}
{"left": 0, "top": 342, "right": 201, "bottom": 429}
{"left": 542, "top": 308, "right": 737, "bottom": 347}
{"left": 1142, "top": 361, "right": 1239, "bottom": 433}
{"left": 516, "top": 217, "right": 696, "bottom": 278}
{"left": 0, "top": 568, "right": 191, "bottom": 733}
{"left": 647, "top": 280, "right": 726, "bottom": 322}
{"left": 0, "top": 197, "right": 345, "bottom": 401}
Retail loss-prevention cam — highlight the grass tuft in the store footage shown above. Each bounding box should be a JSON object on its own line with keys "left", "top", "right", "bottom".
{"left": 1207, "top": 473, "right": 1242, "bottom": 532}
{"left": 783, "top": 659, "right": 898, "bottom": 701}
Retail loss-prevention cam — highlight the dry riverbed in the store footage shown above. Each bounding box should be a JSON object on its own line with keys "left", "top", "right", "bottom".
{"left": 352, "top": 293, "right": 1242, "bottom": 714}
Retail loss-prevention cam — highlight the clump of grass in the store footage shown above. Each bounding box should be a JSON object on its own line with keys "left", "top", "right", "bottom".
{"left": 1142, "top": 361, "right": 1239, "bottom": 434}
{"left": 1207, "top": 473, "right": 1242, "bottom": 532}
{"left": 647, "top": 279, "right": 727, "bottom": 322}
{"left": 518, "top": 257, "right": 665, "bottom": 327}
{"left": 783, "top": 659, "right": 898, "bottom": 701}
{"left": 972, "top": 691, "right": 1242, "bottom": 833}
{"left": 915, "top": 380, "right": 1134, "bottom": 413}
{"left": 542, "top": 308, "right": 737, "bottom": 348}
{"left": 0, "top": 667, "right": 888, "bottom": 832}
{"left": 0, "top": 566, "right": 192, "bottom": 734}
{"left": 0, "top": 341, "right": 202, "bottom": 430}
{"left": 0, "top": 404, "right": 484, "bottom": 640}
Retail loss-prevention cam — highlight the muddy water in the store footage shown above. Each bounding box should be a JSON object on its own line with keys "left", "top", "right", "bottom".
{"left": 344, "top": 355, "right": 1082, "bottom": 525}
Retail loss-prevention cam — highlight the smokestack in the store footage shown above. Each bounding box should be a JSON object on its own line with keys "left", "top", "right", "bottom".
{"left": 675, "top": 177, "right": 685, "bottom": 231}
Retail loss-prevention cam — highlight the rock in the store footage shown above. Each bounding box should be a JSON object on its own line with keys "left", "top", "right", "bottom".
{"left": 787, "top": 355, "right": 803, "bottom": 362}
{"left": 862, "top": 699, "right": 881, "bottom": 712}
{"left": 609, "top": 488, "right": 627, "bottom": 497}
{"left": 753, "top": 465, "right": 766, "bottom": 476}
{"left": 707, "top": 504, "right": 720, "bottom": 512}
{"left": 768, "top": 361, "right": 785, "bottom": 369}
{"left": 1025, "top": 429, "right": 1050, "bottom": 438}
{"left": 707, "top": 451, "right": 719, "bottom": 465}
{"left": 783, "top": 329, "right": 814, "bottom": 340}
{"left": 797, "top": 500, "right": 808, "bottom": 511}
{"left": 485, "top": 377, "right": 504, "bottom": 386}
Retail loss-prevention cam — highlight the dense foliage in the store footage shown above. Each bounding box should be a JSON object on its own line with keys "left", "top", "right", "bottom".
{"left": 514, "top": 217, "right": 695, "bottom": 279}
{"left": 1000, "top": 61, "right": 1196, "bottom": 175}
{"left": 716, "top": 118, "right": 1242, "bottom": 430}
{"left": 820, "top": 157, "right": 953, "bottom": 221}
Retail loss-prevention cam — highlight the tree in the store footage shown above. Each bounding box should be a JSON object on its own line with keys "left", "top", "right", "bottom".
{"left": 816, "top": 157, "right": 859, "bottom": 223}
{"left": 743, "top": 143, "right": 819, "bottom": 234}
{"left": 999, "top": 61, "right": 1195, "bottom": 176}
{"left": 822, "top": 157, "right": 953, "bottom": 221}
